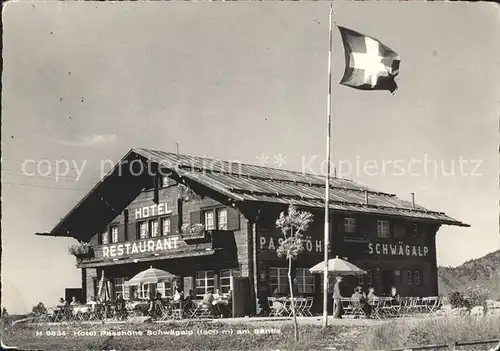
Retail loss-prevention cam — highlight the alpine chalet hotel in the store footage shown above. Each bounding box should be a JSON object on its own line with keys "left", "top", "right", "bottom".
{"left": 39, "top": 149, "right": 469, "bottom": 314}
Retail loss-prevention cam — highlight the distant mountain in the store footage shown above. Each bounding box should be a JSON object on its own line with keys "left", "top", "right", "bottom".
{"left": 438, "top": 250, "right": 500, "bottom": 300}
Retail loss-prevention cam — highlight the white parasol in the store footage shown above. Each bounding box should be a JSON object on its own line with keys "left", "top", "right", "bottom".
{"left": 309, "top": 256, "right": 366, "bottom": 276}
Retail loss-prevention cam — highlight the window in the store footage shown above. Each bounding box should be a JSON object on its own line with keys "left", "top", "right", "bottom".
{"left": 150, "top": 219, "right": 159, "bottom": 238}
{"left": 344, "top": 217, "right": 357, "bottom": 233}
{"left": 162, "top": 217, "right": 171, "bottom": 236}
{"left": 377, "top": 220, "right": 390, "bottom": 238}
{"left": 138, "top": 221, "right": 148, "bottom": 239}
{"left": 156, "top": 281, "right": 173, "bottom": 297}
{"left": 139, "top": 283, "right": 151, "bottom": 299}
{"left": 413, "top": 270, "right": 421, "bottom": 285}
{"left": 101, "top": 231, "right": 109, "bottom": 245}
{"left": 196, "top": 270, "right": 215, "bottom": 297}
{"left": 269, "top": 267, "right": 288, "bottom": 295}
{"left": 217, "top": 208, "right": 228, "bottom": 230}
{"left": 220, "top": 269, "right": 240, "bottom": 294}
{"left": 114, "top": 277, "right": 129, "bottom": 300}
{"left": 110, "top": 226, "right": 119, "bottom": 243}
{"left": 406, "top": 270, "right": 413, "bottom": 285}
{"left": 296, "top": 268, "right": 315, "bottom": 294}
{"left": 394, "top": 269, "right": 401, "bottom": 285}
{"left": 412, "top": 223, "right": 419, "bottom": 237}
{"left": 204, "top": 211, "right": 215, "bottom": 230}
{"left": 393, "top": 223, "right": 406, "bottom": 239}
{"left": 358, "top": 274, "right": 364, "bottom": 286}
{"left": 366, "top": 270, "right": 373, "bottom": 286}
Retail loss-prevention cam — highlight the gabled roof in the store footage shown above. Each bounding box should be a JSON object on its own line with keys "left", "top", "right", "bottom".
{"left": 38, "top": 148, "right": 469, "bottom": 242}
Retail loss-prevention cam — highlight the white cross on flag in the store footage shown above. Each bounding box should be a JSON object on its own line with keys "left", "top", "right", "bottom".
{"left": 338, "top": 26, "right": 401, "bottom": 94}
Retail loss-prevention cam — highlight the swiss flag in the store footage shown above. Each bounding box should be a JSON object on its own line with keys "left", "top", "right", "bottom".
{"left": 338, "top": 26, "right": 401, "bottom": 94}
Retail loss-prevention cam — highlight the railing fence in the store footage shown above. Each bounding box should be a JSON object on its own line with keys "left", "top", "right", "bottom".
{"left": 375, "top": 338, "right": 500, "bottom": 351}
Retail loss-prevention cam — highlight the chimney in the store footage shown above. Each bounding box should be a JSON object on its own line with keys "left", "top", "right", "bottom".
{"left": 411, "top": 192, "right": 415, "bottom": 208}
{"left": 364, "top": 190, "right": 369, "bottom": 205}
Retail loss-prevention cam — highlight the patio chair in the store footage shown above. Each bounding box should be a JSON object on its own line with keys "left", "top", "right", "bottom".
{"left": 268, "top": 298, "right": 286, "bottom": 317}
{"left": 397, "top": 297, "right": 412, "bottom": 318}
{"left": 422, "top": 296, "right": 441, "bottom": 316}
{"left": 302, "top": 297, "right": 314, "bottom": 317}
{"left": 376, "top": 297, "right": 394, "bottom": 318}
{"left": 369, "top": 298, "right": 382, "bottom": 319}
{"left": 340, "top": 298, "right": 354, "bottom": 317}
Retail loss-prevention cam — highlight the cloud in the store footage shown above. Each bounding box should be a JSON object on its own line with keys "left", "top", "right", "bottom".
{"left": 58, "top": 134, "right": 117, "bottom": 147}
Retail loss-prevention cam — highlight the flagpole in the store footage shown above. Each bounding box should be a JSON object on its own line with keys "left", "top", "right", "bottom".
{"left": 322, "top": 3, "right": 333, "bottom": 329}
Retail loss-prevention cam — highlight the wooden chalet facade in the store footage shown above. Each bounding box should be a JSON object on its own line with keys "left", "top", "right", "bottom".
{"left": 40, "top": 148, "right": 469, "bottom": 314}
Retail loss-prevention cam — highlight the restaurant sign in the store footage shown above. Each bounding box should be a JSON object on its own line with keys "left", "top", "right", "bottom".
{"left": 102, "top": 236, "right": 180, "bottom": 258}
{"left": 259, "top": 236, "right": 323, "bottom": 253}
{"left": 368, "top": 242, "right": 429, "bottom": 257}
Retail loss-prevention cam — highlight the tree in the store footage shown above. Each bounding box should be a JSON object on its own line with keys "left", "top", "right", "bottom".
{"left": 276, "top": 204, "right": 314, "bottom": 343}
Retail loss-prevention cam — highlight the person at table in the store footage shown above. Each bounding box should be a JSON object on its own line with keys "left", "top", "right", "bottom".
{"left": 273, "top": 288, "right": 280, "bottom": 299}
{"left": 389, "top": 286, "right": 400, "bottom": 305}
{"left": 87, "top": 296, "right": 98, "bottom": 312}
{"left": 147, "top": 291, "right": 160, "bottom": 316}
{"left": 202, "top": 289, "right": 217, "bottom": 315}
{"left": 131, "top": 291, "right": 140, "bottom": 301}
{"left": 333, "top": 276, "right": 343, "bottom": 319}
{"left": 70, "top": 296, "right": 81, "bottom": 306}
{"left": 213, "top": 289, "right": 223, "bottom": 301}
{"left": 202, "top": 289, "right": 214, "bottom": 306}
{"left": 182, "top": 289, "right": 195, "bottom": 310}
{"left": 57, "top": 297, "right": 68, "bottom": 308}
{"left": 173, "top": 287, "right": 183, "bottom": 302}
{"left": 367, "top": 287, "right": 377, "bottom": 301}
{"left": 115, "top": 294, "right": 127, "bottom": 319}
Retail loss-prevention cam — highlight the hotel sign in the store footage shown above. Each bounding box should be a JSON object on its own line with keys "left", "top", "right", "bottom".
{"left": 259, "top": 236, "right": 323, "bottom": 253}
{"left": 102, "top": 237, "right": 180, "bottom": 258}
{"left": 368, "top": 242, "right": 429, "bottom": 257}
{"left": 134, "top": 203, "right": 171, "bottom": 220}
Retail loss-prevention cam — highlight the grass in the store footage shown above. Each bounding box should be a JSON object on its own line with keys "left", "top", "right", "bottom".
{"left": 1, "top": 320, "right": 366, "bottom": 351}
{"left": 359, "top": 315, "right": 500, "bottom": 351}
{"left": 3, "top": 315, "right": 499, "bottom": 350}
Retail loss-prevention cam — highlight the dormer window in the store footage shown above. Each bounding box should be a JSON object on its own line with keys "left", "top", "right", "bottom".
{"left": 110, "top": 226, "right": 118, "bottom": 243}
{"left": 101, "top": 231, "right": 109, "bottom": 245}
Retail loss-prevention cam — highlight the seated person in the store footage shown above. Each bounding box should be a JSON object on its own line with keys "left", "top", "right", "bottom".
{"left": 57, "top": 297, "right": 68, "bottom": 308}
{"left": 173, "top": 287, "right": 184, "bottom": 302}
{"left": 202, "top": 290, "right": 214, "bottom": 306}
{"left": 183, "top": 289, "right": 195, "bottom": 309}
{"left": 70, "top": 296, "right": 81, "bottom": 306}
{"left": 273, "top": 288, "right": 280, "bottom": 299}
{"left": 115, "top": 294, "right": 126, "bottom": 310}
{"left": 367, "top": 287, "right": 378, "bottom": 302}
{"left": 351, "top": 287, "right": 363, "bottom": 301}
{"left": 147, "top": 291, "right": 161, "bottom": 316}
{"left": 87, "top": 296, "right": 98, "bottom": 312}
{"left": 213, "top": 289, "right": 223, "bottom": 301}
{"left": 389, "top": 286, "right": 401, "bottom": 305}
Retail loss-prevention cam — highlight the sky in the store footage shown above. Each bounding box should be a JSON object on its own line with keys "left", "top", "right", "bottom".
{"left": 2, "top": 1, "right": 499, "bottom": 314}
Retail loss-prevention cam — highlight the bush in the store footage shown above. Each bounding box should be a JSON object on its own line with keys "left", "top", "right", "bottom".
{"left": 31, "top": 302, "right": 47, "bottom": 316}
{"left": 466, "top": 285, "right": 490, "bottom": 308}
{"left": 448, "top": 291, "right": 470, "bottom": 310}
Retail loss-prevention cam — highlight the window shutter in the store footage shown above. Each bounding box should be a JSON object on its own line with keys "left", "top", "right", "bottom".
{"left": 91, "top": 233, "right": 100, "bottom": 246}
{"left": 171, "top": 215, "right": 179, "bottom": 234}
{"left": 118, "top": 224, "right": 126, "bottom": 242}
{"left": 190, "top": 210, "right": 202, "bottom": 225}
{"left": 226, "top": 207, "right": 240, "bottom": 231}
